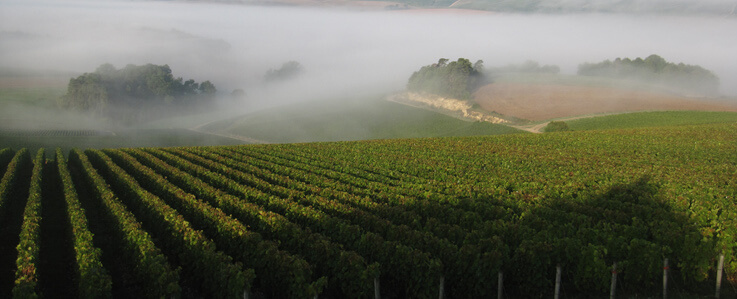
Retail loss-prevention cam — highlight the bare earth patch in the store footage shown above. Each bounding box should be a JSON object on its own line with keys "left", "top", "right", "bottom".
{"left": 474, "top": 83, "right": 737, "bottom": 121}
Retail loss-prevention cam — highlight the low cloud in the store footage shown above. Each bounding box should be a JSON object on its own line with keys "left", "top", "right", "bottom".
{"left": 1, "top": 0, "right": 736, "bottom": 113}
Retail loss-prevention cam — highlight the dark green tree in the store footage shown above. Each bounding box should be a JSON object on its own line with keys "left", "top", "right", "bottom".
{"left": 60, "top": 63, "right": 217, "bottom": 121}
{"left": 407, "top": 58, "right": 486, "bottom": 100}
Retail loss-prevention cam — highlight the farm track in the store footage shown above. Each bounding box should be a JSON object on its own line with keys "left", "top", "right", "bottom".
{"left": 511, "top": 112, "right": 628, "bottom": 133}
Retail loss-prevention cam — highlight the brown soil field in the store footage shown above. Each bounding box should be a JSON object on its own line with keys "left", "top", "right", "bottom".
{"left": 474, "top": 83, "right": 737, "bottom": 121}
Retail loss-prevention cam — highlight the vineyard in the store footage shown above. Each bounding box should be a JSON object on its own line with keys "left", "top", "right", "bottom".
{"left": 0, "top": 122, "right": 735, "bottom": 298}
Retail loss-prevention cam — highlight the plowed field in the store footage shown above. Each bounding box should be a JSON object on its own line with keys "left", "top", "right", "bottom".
{"left": 474, "top": 82, "right": 737, "bottom": 121}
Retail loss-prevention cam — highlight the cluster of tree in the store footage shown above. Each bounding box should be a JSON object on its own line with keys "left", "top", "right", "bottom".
{"left": 407, "top": 58, "right": 486, "bottom": 100}
{"left": 264, "top": 61, "right": 303, "bottom": 83}
{"left": 578, "top": 54, "right": 720, "bottom": 95}
{"left": 490, "top": 60, "right": 560, "bottom": 74}
{"left": 60, "top": 63, "right": 217, "bottom": 122}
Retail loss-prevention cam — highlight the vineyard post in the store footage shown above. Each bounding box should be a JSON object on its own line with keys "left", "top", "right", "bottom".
{"left": 497, "top": 271, "right": 503, "bottom": 299}
{"left": 663, "top": 258, "right": 669, "bottom": 299}
{"left": 374, "top": 277, "right": 380, "bottom": 299}
{"left": 243, "top": 290, "right": 249, "bottom": 299}
{"left": 610, "top": 262, "right": 617, "bottom": 299}
{"left": 438, "top": 275, "right": 445, "bottom": 299}
{"left": 554, "top": 265, "right": 562, "bottom": 299}
{"left": 715, "top": 253, "right": 724, "bottom": 299}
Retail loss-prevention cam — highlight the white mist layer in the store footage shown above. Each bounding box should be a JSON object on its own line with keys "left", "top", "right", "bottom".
{"left": 1, "top": 0, "right": 736, "bottom": 109}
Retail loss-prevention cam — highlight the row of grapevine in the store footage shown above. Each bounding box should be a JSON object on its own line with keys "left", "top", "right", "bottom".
{"left": 233, "top": 145, "right": 517, "bottom": 236}
{"left": 149, "top": 148, "right": 441, "bottom": 298}
{"left": 183, "top": 125, "right": 735, "bottom": 297}
{"left": 84, "top": 149, "right": 253, "bottom": 298}
{"left": 205, "top": 145, "right": 667, "bottom": 295}
{"left": 0, "top": 149, "right": 30, "bottom": 212}
{"left": 218, "top": 146, "right": 507, "bottom": 241}
{"left": 68, "top": 149, "right": 182, "bottom": 297}
{"left": 101, "top": 148, "right": 324, "bottom": 298}
{"left": 12, "top": 149, "right": 45, "bottom": 297}
{"left": 182, "top": 146, "right": 503, "bottom": 296}
{"left": 55, "top": 148, "right": 113, "bottom": 298}
{"left": 123, "top": 148, "right": 378, "bottom": 298}
{"left": 247, "top": 125, "right": 736, "bottom": 296}
{"left": 0, "top": 122, "right": 733, "bottom": 298}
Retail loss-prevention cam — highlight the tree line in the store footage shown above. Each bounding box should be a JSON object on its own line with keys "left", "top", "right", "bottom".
{"left": 407, "top": 58, "right": 486, "bottom": 100}
{"left": 577, "top": 54, "right": 720, "bottom": 95}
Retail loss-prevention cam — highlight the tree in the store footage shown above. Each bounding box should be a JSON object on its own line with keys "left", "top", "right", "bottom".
{"left": 60, "top": 63, "right": 218, "bottom": 121}
{"left": 577, "top": 55, "right": 719, "bottom": 95}
{"left": 199, "top": 81, "right": 216, "bottom": 96}
{"left": 264, "top": 61, "right": 304, "bottom": 82}
{"left": 230, "top": 89, "right": 246, "bottom": 100}
{"left": 407, "top": 58, "right": 486, "bottom": 100}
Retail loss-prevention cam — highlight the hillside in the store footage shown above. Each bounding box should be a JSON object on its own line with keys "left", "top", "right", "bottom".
{"left": 0, "top": 123, "right": 735, "bottom": 297}
{"left": 566, "top": 111, "right": 737, "bottom": 131}
{"left": 202, "top": 96, "right": 523, "bottom": 143}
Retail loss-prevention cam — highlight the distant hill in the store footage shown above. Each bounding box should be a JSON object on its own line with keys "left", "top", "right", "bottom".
{"left": 215, "top": 0, "right": 737, "bottom": 15}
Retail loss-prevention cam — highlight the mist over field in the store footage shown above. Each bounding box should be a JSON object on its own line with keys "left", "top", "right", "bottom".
{"left": 1, "top": 0, "right": 737, "bottom": 118}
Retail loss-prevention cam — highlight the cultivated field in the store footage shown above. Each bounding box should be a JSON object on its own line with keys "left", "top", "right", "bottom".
{"left": 0, "top": 122, "right": 735, "bottom": 298}
{"left": 566, "top": 111, "right": 737, "bottom": 131}
{"left": 475, "top": 82, "right": 737, "bottom": 121}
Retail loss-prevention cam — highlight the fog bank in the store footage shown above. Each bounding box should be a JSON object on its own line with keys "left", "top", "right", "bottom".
{"left": 2, "top": 0, "right": 736, "bottom": 110}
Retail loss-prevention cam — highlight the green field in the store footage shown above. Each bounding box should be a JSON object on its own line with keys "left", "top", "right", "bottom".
{"left": 0, "top": 81, "right": 246, "bottom": 156}
{"left": 0, "top": 122, "right": 735, "bottom": 298}
{"left": 567, "top": 111, "right": 737, "bottom": 131}
{"left": 1, "top": 74, "right": 736, "bottom": 297}
{"left": 0, "top": 129, "right": 246, "bottom": 158}
{"left": 205, "top": 97, "right": 524, "bottom": 143}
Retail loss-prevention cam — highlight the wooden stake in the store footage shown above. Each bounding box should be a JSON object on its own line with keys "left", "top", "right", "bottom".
{"left": 243, "top": 290, "right": 249, "bottom": 299}
{"left": 498, "top": 271, "right": 503, "bottom": 299}
{"left": 663, "top": 258, "right": 669, "bottom": 299}
{"left": 438, "top": 276, "right": 445, "bottom": 299}
{"left": 374, "top": 277, "right": 380, "bottom": 299}
{"left": 610, "top": 262, "right": 618, "bottom": 299}
{"left": 715, "top": 253, "right": 724, "bottom": 299}
{"left": 554, "top": 265, "right": 562, "bottom": 299}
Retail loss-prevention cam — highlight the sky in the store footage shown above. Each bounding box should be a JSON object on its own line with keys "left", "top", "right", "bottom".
{"left": 1, "top": 0, "right": 737, "bottom": 103}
